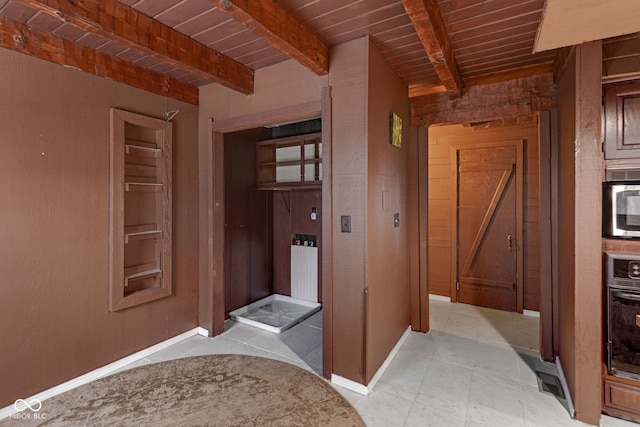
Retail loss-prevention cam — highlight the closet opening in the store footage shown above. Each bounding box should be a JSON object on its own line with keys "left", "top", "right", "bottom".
{"left": 223, "top": 118, "right": 323, "bottom": 334}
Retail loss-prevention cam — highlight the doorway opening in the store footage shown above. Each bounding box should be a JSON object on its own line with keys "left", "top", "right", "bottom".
{"left": 220, "top": 117, "right": 325, "bottom": 369}
{"left": 426, "top": 116, "right": 548, "bottom": 355}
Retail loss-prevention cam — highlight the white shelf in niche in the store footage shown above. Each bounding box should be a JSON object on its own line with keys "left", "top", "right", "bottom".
{"left": 125, "top": 182, "right": 163, "bottom": 192}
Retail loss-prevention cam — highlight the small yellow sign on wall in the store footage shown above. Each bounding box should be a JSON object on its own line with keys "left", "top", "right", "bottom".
{"left": 390, "top": 112, "right": 402, "bottom": 148}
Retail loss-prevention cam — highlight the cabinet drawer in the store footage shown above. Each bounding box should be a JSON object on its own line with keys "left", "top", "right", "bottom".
{"left": 604, "top": 378, "right": 640, "bottom": 417}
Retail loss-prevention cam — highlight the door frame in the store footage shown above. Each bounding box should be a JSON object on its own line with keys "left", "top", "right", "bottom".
{"left": 450, "top": 139, "right": 525, "bottom": 313}
{"left": 199, "top": 89, "right": 333, "bottom": 379}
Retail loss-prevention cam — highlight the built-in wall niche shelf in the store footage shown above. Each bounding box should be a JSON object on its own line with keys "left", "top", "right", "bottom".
{"left": 257, "top": 132, "right": 322, "bottom": 190}
{"left": 110, "top": 108, "right": 172, "bottom": 311}
{"left": 125, "top": 182, "right": 163, "bottom": 192}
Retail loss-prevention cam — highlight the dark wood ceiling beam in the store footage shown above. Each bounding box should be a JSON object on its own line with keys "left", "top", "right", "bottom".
{"left": 212, "top": 0, "right": 328, "bottom": 76}
{"left": 464, "top": 62, "right": 554, "bottom": 87}
{"left": 0, "top": 16, "right": 198, "bottom": 105}
{"left": 13, "top": 0, "right": 254, "bottom": 94}
{"left": 409, "top": 83, "right": 447, "bottom": 98}
{"left": 411, "top": 72, "right": 556, "bottom": 126}
{"left": 402, "top": 0, "right": 464, "bottom": 96}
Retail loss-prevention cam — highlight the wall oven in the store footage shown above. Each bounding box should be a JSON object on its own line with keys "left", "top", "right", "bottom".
{"left": 606, "top": 252, "right": 640, "bottom": 380}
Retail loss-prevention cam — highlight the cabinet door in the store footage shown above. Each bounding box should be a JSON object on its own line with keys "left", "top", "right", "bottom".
{"left": 605, "top": 82, "right": 640, "bottom": 159}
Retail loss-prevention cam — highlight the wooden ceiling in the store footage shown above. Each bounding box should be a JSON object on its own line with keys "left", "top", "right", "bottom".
{"left": 0, "top": 0, "right": 601, "bottom": 105}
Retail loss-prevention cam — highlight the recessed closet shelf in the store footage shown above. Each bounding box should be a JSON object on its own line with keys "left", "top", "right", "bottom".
{"left": 124, "top": 268, "right": 162, "bottom": 282}
{"left": 125, "top": 144, "right": 162, "bottom": 158}
{"left": 125, "top": 182, "right": 163, "bottom": 192}
{"left": 124, "top": 230, "right": 163, "bottom": 244}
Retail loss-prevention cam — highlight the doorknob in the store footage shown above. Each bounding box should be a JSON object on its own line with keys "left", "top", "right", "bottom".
{"left": 508, "top": 235, "right": 513, "bottom": 252}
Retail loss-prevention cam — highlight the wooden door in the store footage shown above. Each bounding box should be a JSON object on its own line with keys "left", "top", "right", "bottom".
{"left": 452, "top": 141, "right": 523, "bottom": 312}
{"left": 224, "top": 128, "right": 273, "bottom": 313}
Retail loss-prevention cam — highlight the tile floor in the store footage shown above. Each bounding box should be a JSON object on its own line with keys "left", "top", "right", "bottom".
{"left": 122, "top": 296, "right": 636, "bottom": 427}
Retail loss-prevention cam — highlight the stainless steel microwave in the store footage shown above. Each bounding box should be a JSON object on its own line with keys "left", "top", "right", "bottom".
{"left": 604, "top": 183, "right": 640, "bottom": 238}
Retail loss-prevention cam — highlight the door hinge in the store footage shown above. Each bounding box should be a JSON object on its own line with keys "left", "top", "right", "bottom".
{"left": 456, "top": 281, "right": 460, "bottom": 290}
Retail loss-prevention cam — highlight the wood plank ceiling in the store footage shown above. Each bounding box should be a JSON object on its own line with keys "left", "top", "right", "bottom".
{"left": 0, "top": 0, "right": 616, "bottom": 105}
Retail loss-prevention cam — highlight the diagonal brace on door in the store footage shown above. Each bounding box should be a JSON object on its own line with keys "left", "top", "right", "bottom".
{"left": 460, "top": 165, "right": 514, "bottom": 277}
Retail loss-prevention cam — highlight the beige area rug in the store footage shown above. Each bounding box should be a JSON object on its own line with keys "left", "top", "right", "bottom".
{"left": 2, "top": 355, "right": 365, "bottom": 427}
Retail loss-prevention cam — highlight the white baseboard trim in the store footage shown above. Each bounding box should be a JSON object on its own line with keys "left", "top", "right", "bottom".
{"left": 0, "top": 327, "right": 203, "bottom": 420}
{"left": 331, "top": 374, "right": 370, "bottom": 395}
{"left": 331, "top": 326, "right": 411, "bottom": 396}
{"left": 555, "top": 356, "right": 575, "bottom": 418}
{"left": 523, "top": 309, "right": 540, "bottom": 318}
{"left": 428, "top": 294, "right": 451, "bottom": 302}
{"left": 197, "top": 327, "right": 210, "bottom": 337}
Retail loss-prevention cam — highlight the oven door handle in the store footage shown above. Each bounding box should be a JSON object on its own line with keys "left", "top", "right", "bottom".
{"left": 612, "top": 290, "right": 640, "bottom": 301}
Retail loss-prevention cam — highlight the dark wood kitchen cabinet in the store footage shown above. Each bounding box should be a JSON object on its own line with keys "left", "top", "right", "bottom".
{"left": 601, "top": 239, "right": 640, "bottom": 423}
{"left": 604, "top": 81, "right": 640, "bottom": 160}
{"left": 603, "top": 373, "right": 640, "bottom": 421}
{"left": 109, "top": 108, "right": 172, "bottom": 311}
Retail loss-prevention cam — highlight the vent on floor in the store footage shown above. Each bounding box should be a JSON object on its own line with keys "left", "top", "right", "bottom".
{"left": 536, "top": 371, "right": 565, "bottom": 399}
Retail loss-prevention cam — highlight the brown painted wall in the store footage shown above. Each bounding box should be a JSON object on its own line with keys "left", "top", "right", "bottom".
{"left": 571, "top": 42, "right": 603, "bottom": 425}
{"left": 427, "top": 121, "right": 542, "bottom": 311}
{"left": 0, "top": 49, "right": 199, "bottom": 407}
{"left": 365, "top": 41, "right": 411, "bottom": 382}
{"left": 555, "top": 42, "right": 604, "bottom": 425}
{"left": 328, "top": 38, "right": 368, "bottom": 382}
{"left": 328, "top": 37, "right": 412, "bottom": 384}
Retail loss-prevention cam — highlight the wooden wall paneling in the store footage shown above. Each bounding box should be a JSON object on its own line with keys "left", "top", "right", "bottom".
{"left": 427, "top": 132, "right": 453, "bottom": 298}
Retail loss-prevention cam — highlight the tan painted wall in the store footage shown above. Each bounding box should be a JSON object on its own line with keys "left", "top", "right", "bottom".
{"left": 0, "top": 49, "right": 199, "bottom": 407}
{"left": 365, "top": 41, "right": 411, "bottom": 382}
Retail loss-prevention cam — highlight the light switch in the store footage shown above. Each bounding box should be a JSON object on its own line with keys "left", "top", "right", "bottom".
{"left": 341, "top": 215, "right": 351, "bottom": 233}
